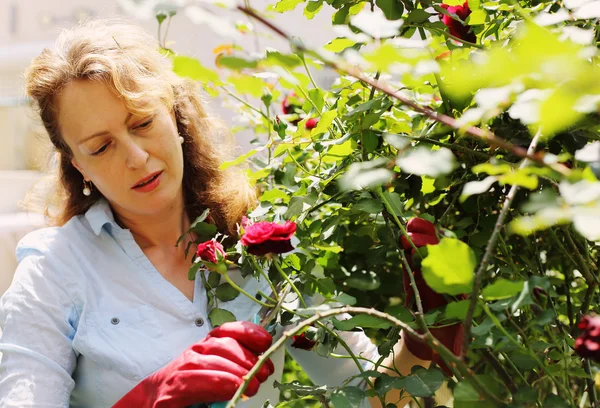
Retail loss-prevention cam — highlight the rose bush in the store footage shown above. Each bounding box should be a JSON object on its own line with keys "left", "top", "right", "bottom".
{"left": 139, "top": 0, "right": 600, "bottom": 406}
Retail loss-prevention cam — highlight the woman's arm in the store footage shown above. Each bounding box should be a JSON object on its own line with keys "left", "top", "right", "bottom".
{"left": 367, "top": 336, "right": 431, "bottom": 408}
{"left": 0, "top": 245, "right": 78, "bottom": 407}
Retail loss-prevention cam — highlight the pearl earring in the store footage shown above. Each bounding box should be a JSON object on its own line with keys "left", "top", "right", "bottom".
{"left": 179, "top": 136, "right": 184, "bottom": 145}
{"left": 83, "top": 180, "right": 92, "bottom": 196}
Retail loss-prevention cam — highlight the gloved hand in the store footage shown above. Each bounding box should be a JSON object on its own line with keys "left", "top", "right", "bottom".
{"left": 112, "top": 321, "right": 275, "bottom": 408}
{"left": 400, "top": 217, "right": 465, "bottom": 375}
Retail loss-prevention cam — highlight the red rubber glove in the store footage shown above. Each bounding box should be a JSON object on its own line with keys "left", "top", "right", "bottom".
{"left": 112, "top": 321, "right": 275, "bottom": 408}
{"left": 400, "top": 217, "right": 465, "bottom": 376}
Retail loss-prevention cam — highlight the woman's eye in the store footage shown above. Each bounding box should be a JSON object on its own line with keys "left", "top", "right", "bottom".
{"left": 136, "top": 119, "right": 153, "bottom": 129}
{"left": 92, "top": 143, "right": 109, "bottom": 156}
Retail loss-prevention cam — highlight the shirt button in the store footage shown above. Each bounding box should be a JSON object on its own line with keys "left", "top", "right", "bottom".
{"left": 195, "top": 318, "right": 205, "bottom": 327}
{"left": 111, "top": 317, "right": 120, "bottom": 325}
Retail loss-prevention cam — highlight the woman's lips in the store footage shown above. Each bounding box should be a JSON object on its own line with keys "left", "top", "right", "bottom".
{"left": 132, "top": 171, "right": 162, "bottom": 192}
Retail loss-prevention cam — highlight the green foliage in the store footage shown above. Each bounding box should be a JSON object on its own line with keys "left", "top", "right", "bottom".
{"left": 166, "top": 0, "right": 600, "bottom": 405}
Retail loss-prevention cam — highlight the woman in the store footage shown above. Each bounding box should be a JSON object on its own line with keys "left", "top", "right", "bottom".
{"left": 0, "top": 18, "right": 431, "bottom": 408}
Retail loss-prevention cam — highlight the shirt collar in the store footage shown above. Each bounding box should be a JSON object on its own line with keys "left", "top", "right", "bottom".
{"left": 84, "top": 197, "right": 121, "bottom": 236}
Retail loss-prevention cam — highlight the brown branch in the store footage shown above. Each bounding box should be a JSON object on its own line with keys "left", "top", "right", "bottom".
{"left": 236, "top": 5, "right": 571, "bottom": 177}
{"left": 462, "top": 131, "right": 541, "bottom": 356}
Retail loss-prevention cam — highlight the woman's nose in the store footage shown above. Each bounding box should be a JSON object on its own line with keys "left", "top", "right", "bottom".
{"left": 125, "top": 138, "right": 149, "bottom": 169}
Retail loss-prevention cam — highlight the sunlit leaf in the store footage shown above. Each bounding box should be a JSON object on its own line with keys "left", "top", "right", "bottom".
{"left": 274, "top": 0, "right": 304, "bottom": 12}
{"left": 173, "top": 56, "right": 219, "bottom": 82}
{"left": 482, "top": 279, "right": 525, "bottom": 300}
{"left": 421, "top": 238, "right": 476, "bottom": 295}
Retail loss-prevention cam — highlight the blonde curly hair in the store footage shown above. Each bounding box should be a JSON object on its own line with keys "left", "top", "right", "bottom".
{"left": 24, "top": 17, "right": 257, "bottom": 239}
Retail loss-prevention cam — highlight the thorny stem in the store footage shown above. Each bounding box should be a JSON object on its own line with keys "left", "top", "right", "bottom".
{"left": 279, "top": 305, "right": 387, "bottom": 407}
{"left": 273, "top": 257, "right": 307, "bottom": 308}
{"left": 225, "top": 306, "right": 502, "bottom": 408}
{"left": 463, "top": 131, "right": 541, "bottom": 356}
{"left": 236, "top": 5, "right": 571, "bottom": 177}
{"left": 221, "top": 270, "right": 274, "bottom": 308}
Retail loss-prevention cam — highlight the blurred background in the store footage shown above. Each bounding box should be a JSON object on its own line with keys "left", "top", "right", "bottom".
{"left": 0, "top": 0, "right": 336, "bottom": 293}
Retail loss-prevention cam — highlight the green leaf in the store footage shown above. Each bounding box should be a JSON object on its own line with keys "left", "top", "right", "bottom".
{"left": 353, "top": 198, "right": 383, "bottom": 213}
{"left": 499, "top": 171, "right": 538, "bottom": 190}
{"left": 374, "top": 374, "right": 405, "bottom": 396}
{"left": 261, "top": 188, "right": 289, "bottom": 203}
{"left": 208, "top": 307, "right": 236, "bottom": 326}
{"left": 273, "top": 380, "right": 328, "bottom": 396}
{"left": 311, "top": 110, "right": 338, "bottom": 135}
{"left": 508, "top": 350, "right": 539, "bottom": 371}
{"left": 274, "top": 0, "right": 305, "bottom": 12}
{"left": 405, "top": 9, "right": 431, "bottom": 24}
{"left": 332, "top": 314, "right": 392, "bottom": 330}
{"left": 190, "top": 222, "right": 217, "bottom": 241}
{"left": 334, "top": 292, "right": 357, "bottom": 305}
{"left": 542, "top": 395, "right": 570, "bottom": 408}
{"left": 445, "top": 299, "right": 482, "bottom": 320}
{"left": 324, "top": 38, "right": 356, "bottom": 52}
{"left": 218, "top": 56, "right": 258, "bottom": 69}
{"left": 384, "top": 304, "right": 415, "bottom": 322}
{"left": 188, "top": 262, "right": 201, "bottom": 281}
{"left": 173, "top": 56, "right": 219, "bottom": 82}
{"left": 219, "top": 148, "right": 261, "bottom": 170}
{"left": 264, "top": 50, "right": 302, "bottom": 67}
{"left": 228, "top": 75, "right": 268, "bottom": 97}
{"left": 207, "top": 272, "right": 221, "bottom": 288}
{"left": 375, "top": 0, "right": 404, "bottom": 20}
{"left": 345, "top": 271, "right": 380, "bottom": 290}
{"left": 403, "top": 367, "right": 443, "bottom": 398}
{"left": 381, "top": 191, "right": 404, "bottom": 217}
{"left": 215, "top": 283, "right": 240, "bottom": 302}
{"left": 304, "top": 0, "right": 323, "bottom": 19}
{"left": 466, "top": 9, "right": 486, "bottom": 25}
{"left": 322, "top": 139, "right": 355, "bottom": 164}
{"left": 482, "top": 279, "right": 525, "bottom": 301}
{"left": 330, "top": 386, "right": 366, "bottom": 408}
{"left": 421, "top": 238, "right": 476, "bottom": 295}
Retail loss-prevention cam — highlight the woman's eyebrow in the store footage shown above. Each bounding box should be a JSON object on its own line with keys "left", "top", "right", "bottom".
{"left": 78, "top": 112, "right": 133, "bottom": 145}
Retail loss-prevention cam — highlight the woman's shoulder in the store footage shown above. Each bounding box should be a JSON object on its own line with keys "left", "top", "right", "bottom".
{"left": 15, "top": 216, "right": 91, "bottom": 263}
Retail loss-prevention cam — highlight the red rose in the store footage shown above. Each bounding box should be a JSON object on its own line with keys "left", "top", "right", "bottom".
{"left": 305, "top": 118, "right": 319, "bottom": 130}
{"left": 440, "top": 1, "right": 476, "bottom": 43}
{"left": 575, "top": 315, "right": 600, "bottom": 361}
{"left": 291, "top": 332, "right": 316, "bottom": 350}
{"left": 196, "top": 240, "right": 227, "bottom": 264}
{"left": 240, "top": 220, "right": 297, "bottom": 256}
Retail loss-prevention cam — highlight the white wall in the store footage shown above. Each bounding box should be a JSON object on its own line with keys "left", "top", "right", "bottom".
{"left": 0, "top": 0, "right": 337, "bottom": 170}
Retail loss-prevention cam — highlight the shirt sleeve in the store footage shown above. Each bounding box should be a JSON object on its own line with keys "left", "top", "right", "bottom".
{"left": 0, "top": 233, "right": 79, "bottom": 408}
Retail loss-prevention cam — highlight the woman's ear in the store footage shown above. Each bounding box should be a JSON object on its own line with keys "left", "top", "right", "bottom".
{"left": 71, "top": 159, "right": 88, "bottom": 181}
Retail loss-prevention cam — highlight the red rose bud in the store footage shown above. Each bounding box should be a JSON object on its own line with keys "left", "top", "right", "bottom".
{"left": 440, "top": 1, "right": 476, "bottom": 43}
{"left": 240, "top": 220, "right": 297, "bottom": 256}
{"left": 196, "top": 240, "right": 227, "bottom": 264}
{"left": 291, "top": 332, "right": 316, "bottom": 350}
{"left": 575, "top": 315, "right": 600, "bottom": 361}
{"left": 305, "top": 118, "right": 319, "bottom": 130}
{"left": 281, "top": 92, "right": 300, "bottom": 115}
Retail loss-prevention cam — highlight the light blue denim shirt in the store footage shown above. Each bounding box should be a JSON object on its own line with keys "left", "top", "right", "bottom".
{"left": 0, "top": 198, "right": 380, "bottom": 407}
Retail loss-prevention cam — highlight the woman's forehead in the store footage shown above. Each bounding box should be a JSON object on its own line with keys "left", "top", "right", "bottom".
{"left": 56, "top": 80, "right": 159, "bottom": 146}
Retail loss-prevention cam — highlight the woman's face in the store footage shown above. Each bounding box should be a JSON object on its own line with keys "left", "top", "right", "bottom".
{"left": 57, "top": 79, "right": 185, "bottom": 218}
